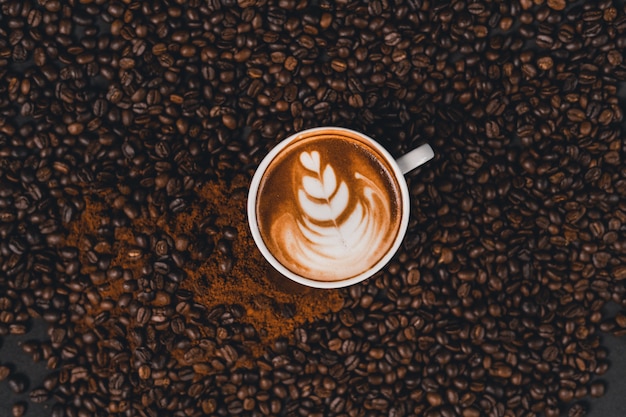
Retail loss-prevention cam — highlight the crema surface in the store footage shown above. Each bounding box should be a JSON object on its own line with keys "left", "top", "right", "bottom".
{"left": 256, "top": 132, "right": 402, "bottom": 282}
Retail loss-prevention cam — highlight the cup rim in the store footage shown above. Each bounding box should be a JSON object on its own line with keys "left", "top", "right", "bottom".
{"left": 247, "top": 126, "right": 411, "bottom": 289}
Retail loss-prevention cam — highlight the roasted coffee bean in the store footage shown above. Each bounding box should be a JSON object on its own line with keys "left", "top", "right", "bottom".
{"left": 11, "top": 402, "right": 26, "bottom": 417}
{"left": 590, "top": 381, "right": 606, "bottom": 397}
{"left": 567, "top": 402, "right": 586, "bottom": 417}
{"left": 0, "top": 365, "right": 10, "bottom": 381}
{"left": 29, "top": 387, "right": 50, "bottom": 403}
{"left": 222, "top": 227, "right": 238, "bottom": 241}
{"left": 8, "top": 374, "right": 28, "bottom": 394}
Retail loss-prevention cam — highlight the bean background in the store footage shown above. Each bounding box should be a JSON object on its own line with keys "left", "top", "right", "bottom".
{"left": 1, "top": 0, "right": 626, "bottom": 416}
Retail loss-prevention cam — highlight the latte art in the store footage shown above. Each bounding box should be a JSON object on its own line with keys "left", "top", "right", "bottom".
{"left": 274, "top": 150, "right": 392, "bottom": 279}
{"left": 255, "top": 132, "right": 403, "bottom": 282}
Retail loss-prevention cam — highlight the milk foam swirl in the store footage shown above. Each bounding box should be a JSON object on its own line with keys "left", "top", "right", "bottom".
{"left": 271, "top": 150, "right": 392, "bottom": 281}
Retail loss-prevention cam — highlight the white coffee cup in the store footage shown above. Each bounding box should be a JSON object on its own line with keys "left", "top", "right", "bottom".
{"left": 247, "top": 127, "right": 434, "bottom": 289}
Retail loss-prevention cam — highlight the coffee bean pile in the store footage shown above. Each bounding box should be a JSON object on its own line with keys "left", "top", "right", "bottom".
{"left": 1, "top": 0, "right": 626, "bottom": 416}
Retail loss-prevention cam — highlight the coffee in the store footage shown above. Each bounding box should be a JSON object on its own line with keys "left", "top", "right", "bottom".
{"left": 254, "top": 129, "right": 403, "bottom": 282}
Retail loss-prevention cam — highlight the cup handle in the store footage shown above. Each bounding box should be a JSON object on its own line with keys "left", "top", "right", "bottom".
{"left": 395, "top": 143, "right": 435, "bottom": 175}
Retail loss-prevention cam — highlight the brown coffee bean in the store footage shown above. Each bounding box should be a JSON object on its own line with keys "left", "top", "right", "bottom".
{"left": 8, "top": 375, "right": 28, "bottom": 394}
{"left": 12, "top": 402, "right": 26, "bottom": 417}
{"left": 29, "top": 387, "right": 50, "bottom": 403}
{"left": 0, "top": 365, "right": 10, "bottom": 381}
{"left": 590, "top": 381, "right": 606, "bottom": 397}
{"left": 547, "top": 0, "right": 566, "bottom": 10}
{"left": 568, "top": 403, "right": 587, "bottom": 417}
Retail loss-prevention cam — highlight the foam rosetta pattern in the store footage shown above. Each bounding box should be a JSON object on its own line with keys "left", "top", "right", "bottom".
{"left": 272, "top": 150, "right": 392, "bottom": 281}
